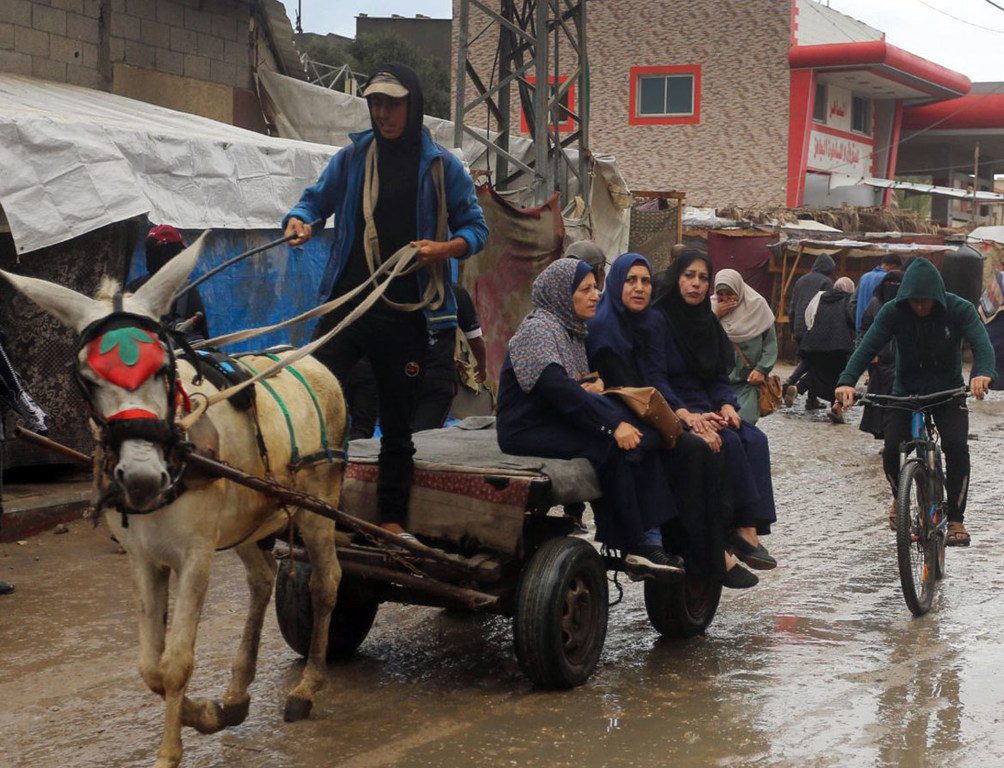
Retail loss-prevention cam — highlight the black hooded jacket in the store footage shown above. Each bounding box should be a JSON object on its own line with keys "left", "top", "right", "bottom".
{"left": 789, "top": 254, "right": 835, "bottom": 339}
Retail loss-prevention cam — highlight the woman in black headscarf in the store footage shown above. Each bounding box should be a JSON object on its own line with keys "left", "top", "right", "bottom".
{"left": 646, "top": 250, "right": 779, "bottom": 572}
{"left": 282, "top": 63, "right": 489, "bottom": 539}
{"left": 858, "top": 269, "right": 903, "bottom": 439}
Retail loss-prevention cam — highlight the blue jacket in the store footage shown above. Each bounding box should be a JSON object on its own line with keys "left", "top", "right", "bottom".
{"left": 284, "top": 129, "right": 488, "bottom": 331}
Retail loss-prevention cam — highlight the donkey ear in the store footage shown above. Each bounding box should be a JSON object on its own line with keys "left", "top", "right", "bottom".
{"left": 127, "top": 231, "right": 209, "bottom": 319}
{"left": 0, "top": 270, "right": 106, "bottom": 332}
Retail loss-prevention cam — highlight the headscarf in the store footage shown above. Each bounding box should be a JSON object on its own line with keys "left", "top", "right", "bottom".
{"left": 653, "top": 250, "right": 733, "bottom": 381}
{"left": 508, "top": 259, "right": 593, "bottom": 392}
{"left": 363, "top": 62, "right": 425, "bottom": 150}
{"left": 711, "top": 269, "right": 775, "bottom": 343}
{"left": 564, "top": 240, "right": 606, "bottom": 269}
{"left": 586, "top": 253, "right": 656, "bottom": 359}
{"left": 877, "top": 269, "right": 903, "bottom": 304}
{"left": 834, "top": 276, "right": 855, "bottom": 293}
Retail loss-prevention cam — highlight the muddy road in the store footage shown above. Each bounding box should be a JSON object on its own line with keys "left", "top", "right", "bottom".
{"left": 4, "top": 373, "right": 1004, "bottom": 767}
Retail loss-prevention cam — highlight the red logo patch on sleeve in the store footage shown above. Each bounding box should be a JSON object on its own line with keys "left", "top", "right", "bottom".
{"left": 86, "top": 328, "right": 165, "bottom": 390}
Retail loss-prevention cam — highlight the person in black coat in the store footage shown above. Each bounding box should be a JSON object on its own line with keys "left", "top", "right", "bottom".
{"left": 783, "top": 253, "right": 835, "bottom": 407}
{"left": 496, "top": 258, "right": 682, "bottom": 578}
{"left": 857, "top": 270, "right": 903, "bottom": 438}
{"left": 799, "top": 276, "right": 855, "bottom": 422}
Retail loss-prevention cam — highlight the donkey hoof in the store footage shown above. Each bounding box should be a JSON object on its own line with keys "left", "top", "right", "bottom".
{"left": 221, "top": 698, "right": 251, "bottom": 727}
{"left": 283, "top": 696, "right": 312, "bottom": 722}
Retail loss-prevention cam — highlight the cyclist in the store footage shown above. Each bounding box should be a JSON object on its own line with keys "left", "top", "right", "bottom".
{"left": 834, "top": 257, "right": 995, "bottom": 546}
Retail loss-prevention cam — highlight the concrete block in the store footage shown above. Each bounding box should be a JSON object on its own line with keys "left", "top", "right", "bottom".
{"left": 32, "top": 5, "right": 68, "bottom": 36}
{"left": 170, "top": 26, "right": 198, "bottom": 54}
{"left": 32, "top": 56, "right": 68, "bottom": 82}
{"left": 140, "top": 18, "right": 170, "bottom": 49}
{"left": 0, "top": 49, "right": 32, "bottom": 76}
{"left": 111, "top": 0, "right": 126, "bottom": 13}
{"left": 66, "top": 64, "right": 106, "bottom": 90}
{"left": 109, "top": 36, "right": 124, "bottom": 61}
{"left": 223, "top": 38, "right": 247, "bottom": 66}
{"left": 210, "top": 57, "right": 237, "bottom": 87}
{"left": 196, "top": 30, "right": 224, "bottom": 59}
{"left": 183, "top": 52, "right": 210, "bottom": 81}
{"left": 78, "top": 40, "right": 99, "bottom": 69}
{"left": 14, "top": 27, "right": 49, "bottom": 58}
{"left": 157, "top": 1, "right": 186, "bottom": 29}
{"left": 185, "top": 7, "right": 213, "bottom": 33}
{"left": 126, "top": 0, "right": 157, "bottom": 22}
{"left": 124, "top": 39, "right": 154, "bottom": 69}
{"left": 0, "top": 23, "right": 13, "bottom": 51}
{"left": 156, "top": 47, "right": 183, "bottom": 76}
{"left": 211, "top": 11, "right": 239, "bottom": 42}
{"left": 50, "top": 34, "right": 84, "bottom": 64}
{"left": 81, "top": 0, "right": 102, "bottom": 18}
{"left": 67, "top": 13, "right": 101, "bottom": 44}
{"left": 0, "top": 0, "right": 31, "bottom": 27}
{"left": 51, "top": 0, "right": 85, "bottom": 15}
{"left": 109, "top": 12, "right": 140, "bottom": 42}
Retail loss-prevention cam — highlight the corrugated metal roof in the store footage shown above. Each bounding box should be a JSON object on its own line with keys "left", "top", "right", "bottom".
{"left": 259, "top": 0, "right": 306, "bottom": 81}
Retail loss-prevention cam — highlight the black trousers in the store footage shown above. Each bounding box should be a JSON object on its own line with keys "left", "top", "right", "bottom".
{"left": 313, "top": 307, "right": 427, "bottom": 527}
{"left": 882, "top": 397, "right": 970, "bottom": 522}
{"left": 412, "top": 378, "right": 456, "bottom": 431}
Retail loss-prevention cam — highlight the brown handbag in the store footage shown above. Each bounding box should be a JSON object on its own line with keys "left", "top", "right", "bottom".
{"left": 602, "top": 386, "right": 684, "bottom": 449}
{"left": 733, "top": 344, "right": 782, "bottom": 417}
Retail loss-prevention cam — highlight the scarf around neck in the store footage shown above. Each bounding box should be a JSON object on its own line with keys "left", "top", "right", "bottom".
{"left": 509, "top": 259, "right": 592, "bottom": 392}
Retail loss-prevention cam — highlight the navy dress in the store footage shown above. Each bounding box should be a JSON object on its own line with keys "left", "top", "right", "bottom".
{"left": 496, "top": 356, "right": 676, "bottom": 551}
{"left": 643, "top": 312, "right": 777, "bottom": 535}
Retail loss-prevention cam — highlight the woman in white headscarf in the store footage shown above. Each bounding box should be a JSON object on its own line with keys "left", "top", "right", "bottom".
{"left": 712, "top": 269, "right": 777, "bottom": 425}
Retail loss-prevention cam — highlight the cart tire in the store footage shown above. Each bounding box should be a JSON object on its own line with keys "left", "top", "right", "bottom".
{"left": 513, "top": 537, "right": 608, "bottom": 689}
{"left": 644, "top": 573, "right": 722, "bottom": 638}
{"left": 274, "top": 558, "right": 380, "bottom": 661}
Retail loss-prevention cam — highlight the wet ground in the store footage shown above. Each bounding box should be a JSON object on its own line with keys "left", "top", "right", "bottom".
{"left": 4, "top": 366, "right": 1004, "bottom": 767}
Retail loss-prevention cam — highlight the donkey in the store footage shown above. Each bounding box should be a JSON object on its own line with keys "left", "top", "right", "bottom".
{"left": 1, "top": 234, "right": 346, "bottom": 768}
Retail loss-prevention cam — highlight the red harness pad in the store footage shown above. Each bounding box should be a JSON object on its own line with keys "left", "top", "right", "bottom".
{"left": 86, "top": 328, "right": 165, "bottom": 391}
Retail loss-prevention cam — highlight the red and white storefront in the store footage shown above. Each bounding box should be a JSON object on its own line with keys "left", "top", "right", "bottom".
{"left": 787, "top": 39, "right": 971, "bottom": 208}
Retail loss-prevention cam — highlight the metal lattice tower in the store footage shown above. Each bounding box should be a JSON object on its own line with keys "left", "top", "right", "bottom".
{"left": 453, "top": 0, "right": 588, "bottom": 206}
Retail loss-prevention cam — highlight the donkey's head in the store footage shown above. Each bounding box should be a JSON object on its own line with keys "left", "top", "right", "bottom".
{"left": 0, "top": 233, "right": 207, "bottom": 512}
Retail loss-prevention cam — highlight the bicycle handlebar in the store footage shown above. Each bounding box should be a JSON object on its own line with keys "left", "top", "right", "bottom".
{"left": 855, "top": 387, "right": 969, "bottom": 410}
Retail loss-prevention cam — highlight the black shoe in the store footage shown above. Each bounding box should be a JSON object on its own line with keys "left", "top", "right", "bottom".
{"left": 723, "top": 564, "right": 758, "bottom": 589}
{"left": 624, "top": 545, "right": 685, "bottom": 581}
{"left": 727, "top": 531, "right": 778, "bottom": 570}
{"left": 0, "top": 581, "right": 15, "bottom": 596}
{"left": 805, "top": 396, "right": 822, "bottom": 411}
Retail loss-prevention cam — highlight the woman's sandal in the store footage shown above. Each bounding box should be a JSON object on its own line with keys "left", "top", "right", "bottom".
{"left": 727, "top": 531, "right": 777, "bottom": 570}
{"left": 946, "top": 521, "right": 971, "bottom": 547}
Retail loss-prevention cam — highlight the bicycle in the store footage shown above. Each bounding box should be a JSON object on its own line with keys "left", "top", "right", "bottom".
{"left": 855, "top": 387, "right": 968, "bottom": 616}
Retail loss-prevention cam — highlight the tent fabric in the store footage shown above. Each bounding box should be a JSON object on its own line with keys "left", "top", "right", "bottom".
{"left": 460, "top": 186, "right": 565, "bottom": 381}
{"left": 0, "top": 73, "right": 338, "bottom": 255}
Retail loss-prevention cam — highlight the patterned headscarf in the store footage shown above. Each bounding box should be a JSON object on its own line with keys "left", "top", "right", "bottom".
{"left": 711, "top": 268, "right": 775, "bottom": 343}
{"left": 508, "top": 259, "right": 593, "bottom": 392}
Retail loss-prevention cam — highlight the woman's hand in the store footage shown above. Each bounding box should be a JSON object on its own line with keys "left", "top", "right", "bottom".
{"left": 702, "top": 411, "right": 729, "bottom": 431}
{"left": 580, "top": 377, "right": 605, "bottom": 394}
{"left": 719, "top": 403, "right": 741, "bottom": 429}
{"left": 677, "top": 409, "right": 707, "bottom": 433}
{"left": 696, "top": 429, "right": 723, "bottom": 452}
{"left": 613, "top": 422, "right": 642, "bottom": 450}
{"left": 747, "top": 369, "right": 765, "bottom": 386}
{"left": 284, "top": 217, "right": 312, "bottom": 246}
{"left": 714, "top": 295, "right": 738, "bottom": 318}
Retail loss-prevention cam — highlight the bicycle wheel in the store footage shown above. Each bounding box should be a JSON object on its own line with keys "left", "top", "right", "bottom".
{"left": 896, "top": 460, "right": 937, "bottom": 616}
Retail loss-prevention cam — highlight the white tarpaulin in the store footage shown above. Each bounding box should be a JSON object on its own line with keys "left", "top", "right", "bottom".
{"left": 0, "top": 73, "right": 340, "bottom": 255}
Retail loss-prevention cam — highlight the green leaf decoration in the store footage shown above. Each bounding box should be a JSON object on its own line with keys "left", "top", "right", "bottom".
{"left": 99, "top": 327, "right": 153, "bottom": 367}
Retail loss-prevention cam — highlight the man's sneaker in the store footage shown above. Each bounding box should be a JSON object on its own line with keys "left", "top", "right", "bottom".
{"left": 624, "top": 545, "right": 685, "bottom": 581}
{"left": 805, "top": 395, "right": 822, "bottom": 411}
{"left": 783, "top": 384, "right": 797, "bottom": 407}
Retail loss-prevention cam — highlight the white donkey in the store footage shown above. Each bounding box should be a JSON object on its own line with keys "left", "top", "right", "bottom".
{"left": 1, "top": 235, "right": 346, "bottom": 768}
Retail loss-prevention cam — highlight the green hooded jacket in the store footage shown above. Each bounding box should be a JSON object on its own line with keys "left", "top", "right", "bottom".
{"left": 837, "top": 257, "right": 995, "bottom": 395}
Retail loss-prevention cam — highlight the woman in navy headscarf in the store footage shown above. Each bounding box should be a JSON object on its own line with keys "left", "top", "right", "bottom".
{"left": 497, "top": 258, "right": 681, "bottom": 577}
{"left": 587, "top": 253, "right": 753, "bottom": 588}
{"left": 647, "top": 250, "right": 779, "bottom": 573}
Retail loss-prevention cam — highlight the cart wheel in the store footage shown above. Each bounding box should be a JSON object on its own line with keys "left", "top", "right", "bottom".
{"left": 513, "top": 537, "right": 608, "bottom": 689}
{"left": 644, "top": 573, "right": 722, "bottom": 638}
{"left": 274, "top": 558, "right": 380, "bottom": 661}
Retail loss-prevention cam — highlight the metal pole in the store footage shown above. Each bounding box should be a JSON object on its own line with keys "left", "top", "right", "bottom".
{"left": 453, "top": 0, "right": 470, "bottom": 149}
{"left": 972, "top": 141, "right": 980, "bottom": 225}
{"left": 534, "top": 0, "right": 550, "bottom": 205}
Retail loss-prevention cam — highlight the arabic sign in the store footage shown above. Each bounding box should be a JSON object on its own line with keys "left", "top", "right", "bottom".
{"left": 808, "top": 129, "right": 873, "bottom": 177}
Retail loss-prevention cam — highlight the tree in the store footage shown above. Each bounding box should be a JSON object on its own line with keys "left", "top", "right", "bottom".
{"left": 348, "top": 33, "right": 451, "bottom": 119}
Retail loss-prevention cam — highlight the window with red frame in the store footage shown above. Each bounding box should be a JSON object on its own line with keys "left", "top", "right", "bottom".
{"left": 629, "top": 65, "right": 701, "bottom": 125}
{"left": 520, "top": 76, "right": 576, "bottom": 133}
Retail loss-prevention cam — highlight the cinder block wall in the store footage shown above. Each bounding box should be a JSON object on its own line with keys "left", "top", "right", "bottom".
{"left": 1, "top": 0, "right": 255, "bottom": 101}
{"left": 453, "top": 0, "right": 792, "bottom": 208}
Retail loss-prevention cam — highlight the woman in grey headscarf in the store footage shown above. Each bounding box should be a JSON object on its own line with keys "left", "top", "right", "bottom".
{"left": 712, "top": 269, "right": 777, "bottom": 425}
{"left": 497, "top": 259, "right": 681, "bottom": 578}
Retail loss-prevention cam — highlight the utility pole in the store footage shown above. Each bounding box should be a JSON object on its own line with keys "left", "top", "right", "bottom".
{"left": 453, "top": 0, "right": 589, "bottom": 206}
{"left": 972, "top": 142, "right": 980, "bottom": 225}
